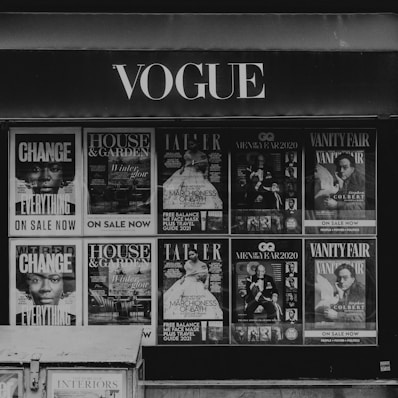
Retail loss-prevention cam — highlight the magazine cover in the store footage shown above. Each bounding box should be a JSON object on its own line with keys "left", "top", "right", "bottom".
{"left": 0, "top": 371, "right": 23, "bottom": 398}
{"left": 231, "top": 129, "right": 302, "bottom": 234}
{"left": 9, "top": 128, "right": 82, "bottom": 236}
{"left": 231, "top": 238, "right": 302, "bottom": 345}
{"left": 9, "top": 238, "right": 82, "bottom": 326}
{"left": 85, "top": 238, "right": 156, "bottom": 345}
{"left": 304, "top": 238, "right": 377, "bottom": 345}
{"left": 305, "top": 129, "right": 376, "bottom": 234}
{"left": 158, "top": 239, "right": 229, "bottom": 344}
{"left": 84, "top": 128, "right": 155, "bottom": 235}
{"left": 47, "top": 370, "right": 126, "bottom": 398}
{"left": 157, "top": 129, "right": 228, "bottom": 234}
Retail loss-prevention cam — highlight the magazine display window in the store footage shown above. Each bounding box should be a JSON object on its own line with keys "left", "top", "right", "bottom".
{"left": 0, "top": 12, "right": 397, "bottom": 383}
{"left": 7, "top": 127, "right": 378, "bottom": 346}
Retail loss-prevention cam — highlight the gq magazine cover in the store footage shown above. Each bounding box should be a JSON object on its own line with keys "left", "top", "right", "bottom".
{"left": 83, "top": 128, "right": 155, "bottom": 235}
{"left": 231, "top": 239, "right": 302, "bottom": 345}
{"left": 9, "top": 128, "right": 82, "bottom": 236}
{"left": 231, "top": 129, "right": 302, "bottom": 234}
{"left": 304, "top": 129, "right": 376, "bottom": 234}
{"left": 9, "top": 238, "right": 82, "bottom": 326}
{"left": 47, "top": 370, "right": 126, "bottom": 398}
{"left": 158, "top": 239, "right": 229, "bottom": 344}
{"left": 157, "top": 129, "right": 228, "bottom": 234}
{"left": 304, "top": 238, "right": 377, "bottom": 345}
{"left": 84, "top": 238, "right": 156, "bottom": 345}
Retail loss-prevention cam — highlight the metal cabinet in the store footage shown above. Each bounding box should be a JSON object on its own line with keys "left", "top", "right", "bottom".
{"left": 0, "top": 327, "right": 144, "bottom": 398}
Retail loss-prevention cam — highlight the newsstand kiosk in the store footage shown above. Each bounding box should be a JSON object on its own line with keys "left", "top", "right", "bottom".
{"left": 0, "top": 327, "right": 144, "bottom": 398}
{"left": 1, "top": 12, "right": 398, "bottom": 398}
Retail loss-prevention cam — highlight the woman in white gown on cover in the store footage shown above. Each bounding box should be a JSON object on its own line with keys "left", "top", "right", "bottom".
{"left": 163, "top": 138, "right": 222, "bottom": 209}
{"left": 163, "top": 249, "right": 223, "bottom": 319}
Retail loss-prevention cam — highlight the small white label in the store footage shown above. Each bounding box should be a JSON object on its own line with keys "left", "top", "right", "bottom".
{"left": 380, "top": 360, "right": 391, "bottom": 372}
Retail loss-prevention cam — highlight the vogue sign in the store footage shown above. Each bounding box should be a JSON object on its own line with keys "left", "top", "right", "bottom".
{"left": 112, "top": 62, "right": 266, "bottom": 101}
{"left": 0, "top": 50, "right": 395, "bottom": 118}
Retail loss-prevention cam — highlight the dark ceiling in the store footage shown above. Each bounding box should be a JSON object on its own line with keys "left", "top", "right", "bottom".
{"left": 0, "top": 0, "right": 397, "bottom": 13}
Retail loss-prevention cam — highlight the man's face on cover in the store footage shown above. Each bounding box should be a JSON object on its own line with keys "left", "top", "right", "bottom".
{"left": 336, "top": 158, "right": 354, "bottom": 181}
{"left": 336, "top": 268, "right": 355, "bottom": 291}
{"left": 27, "top": 273, "right": 64, "bottom": 305}
{"left": 26, "top": 162, "right": 64, "bottom": 194}
{"left": 256, "top": 265, "right": 266, "bottom": 278}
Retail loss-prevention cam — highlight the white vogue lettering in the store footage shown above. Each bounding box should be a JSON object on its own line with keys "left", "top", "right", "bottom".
{"left": 112, "top": 62, "right": 266, "bottom": 100}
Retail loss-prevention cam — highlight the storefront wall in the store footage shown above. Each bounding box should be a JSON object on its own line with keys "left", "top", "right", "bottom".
{"left": 1, "top": 12, "right": 398, "bottom": 395}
